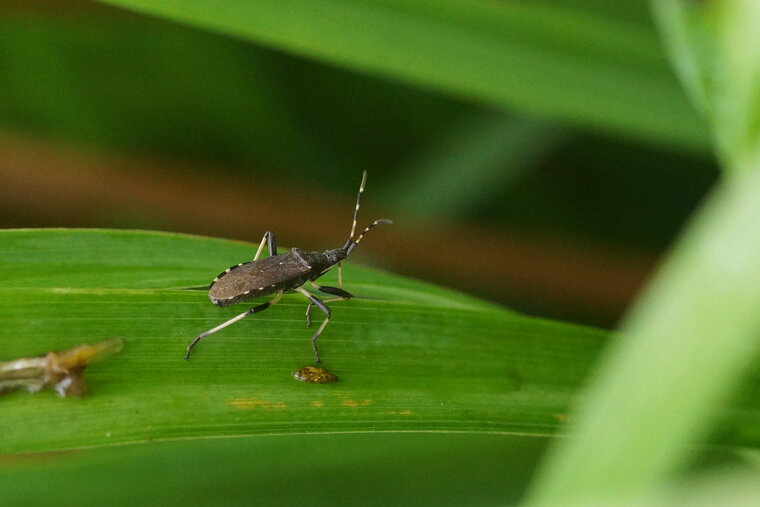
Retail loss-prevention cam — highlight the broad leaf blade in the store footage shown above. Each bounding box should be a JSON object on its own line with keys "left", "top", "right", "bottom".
{"left": 0, "top": 229, "right": 604, "bottom": 454}
{"left": 95, "top": 0, "right": 709, "bottom": 152}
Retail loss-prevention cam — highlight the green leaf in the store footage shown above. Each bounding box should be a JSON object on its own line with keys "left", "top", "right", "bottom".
{"left": 382, "top": 114, "right": 568, "bottom": 221}
{"left": 649, "top": 0, "right": 716, "bottom": 115}
{"left": 651, "top": 0, "right": 760, "bottom": 172}
{"left": 0, "top": 228, "right": 606, "bottom": 455}
{"left": 94, "top": 0, "right": 709, "bottom": 152}
{"left": 524, "top": 3, "right": 760, "bottom": 503}
{"left": 0, "top": 433, "right": 550, "bottom": 506}
{"left": 525, "top": 132, "right": 760, "bottom": 503}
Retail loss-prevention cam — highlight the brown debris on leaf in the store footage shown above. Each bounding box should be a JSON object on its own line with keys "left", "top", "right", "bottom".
{"left": 292, "top": 366, "right": 338, "bottom": 384}
{"left": 0, "top": 338, "right": 123, "bottom": 397}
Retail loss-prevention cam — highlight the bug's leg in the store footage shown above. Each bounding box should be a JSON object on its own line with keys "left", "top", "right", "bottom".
{"left": 305, "top": 302, "right": 313, "bottom": 329}
{"left": 309, "top": 280, "right": 353, "bottom": 299}
{"left": 305, "top": 281, "right": 353, "bottom": 328}
{"left": 267, "top": 231, "right": 277, "bottom": 256}
{"left": 252, "top": 231, "right": 278, "bottom": 261}
{"left": 184, "top": 291, "right": 284, "bottom": 360}
{"left": 295, "top": 288, "right": 332, "bottom": 364}
{"left": 252, "top": 234, "right": 267, "bottom": 261}
{"left": 305, "top": 296, "right": 347, "bottom": 328}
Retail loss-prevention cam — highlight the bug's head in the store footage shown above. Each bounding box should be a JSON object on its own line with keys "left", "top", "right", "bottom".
{"left": 342, "top": 171, "right": 392, "bottom": 257}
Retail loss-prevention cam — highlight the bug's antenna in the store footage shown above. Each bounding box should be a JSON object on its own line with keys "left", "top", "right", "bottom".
{"left": 348, "top": 170, "right": 367, "bottom": 241}
{"left": 343, "top": 171, "right": 392, "bottom": 255}
{"left": 354, "top": 219, "right": 393, "bottom": 246}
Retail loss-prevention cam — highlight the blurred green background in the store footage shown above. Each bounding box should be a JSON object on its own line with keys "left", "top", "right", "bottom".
{"left": 0, "top": 0, "right": 718, "bottom": 328}
{"left": 7, "top": 1, "right": 760, "bottom": 506}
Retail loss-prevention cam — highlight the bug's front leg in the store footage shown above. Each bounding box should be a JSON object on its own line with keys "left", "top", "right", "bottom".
{"left": 295, "top": 288, "right": 335, "bottom": 364}
{"left": 305, "top": 281, "right": 353, "bottom": 328}
{"left": 305, "top": 296, "right": 347, "bottom": 328}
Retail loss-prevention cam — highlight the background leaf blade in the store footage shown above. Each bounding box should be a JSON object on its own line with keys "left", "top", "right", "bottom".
{"left": 94, "top": 0, "right": 709, "bottom": 152}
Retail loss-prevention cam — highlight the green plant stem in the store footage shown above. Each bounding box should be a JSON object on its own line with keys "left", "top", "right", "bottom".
{"left": 651, "top": 0, "right": 760, "bottom": 173}
{"left": 526, "top": 164, "right": 760, "bottom": 503}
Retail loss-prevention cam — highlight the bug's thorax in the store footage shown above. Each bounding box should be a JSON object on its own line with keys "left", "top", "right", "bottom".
{"left": 293, "top": 247, "right": 348, "bottom": 280}
{"left": 321, "top": 247, "right": 348, "bottom": 267}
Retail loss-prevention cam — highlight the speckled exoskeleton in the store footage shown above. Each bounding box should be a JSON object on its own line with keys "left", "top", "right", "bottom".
{"left": 184, "top": 171, "right": 391, "bottom": 364}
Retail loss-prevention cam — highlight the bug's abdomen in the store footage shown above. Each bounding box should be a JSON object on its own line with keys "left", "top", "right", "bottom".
{"left": 208, "top": 269, "right": 289, "bottom": 306}
{"left": 207, "top": 251, "right": 313, "bottom": 307}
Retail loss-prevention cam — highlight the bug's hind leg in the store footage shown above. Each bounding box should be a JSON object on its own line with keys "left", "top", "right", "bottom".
{"left": 252, "top": 231, "right": 277, "bottom": 261}
{"left": 295, "top": 288, "right": 334, "bottom": 364}
{"left": 184, "top": 291, "right": 284, "bottom": 360}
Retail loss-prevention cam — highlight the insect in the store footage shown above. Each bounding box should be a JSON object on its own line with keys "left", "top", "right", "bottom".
{"left": 185, "top": 171, "right": 391, "bottom": 363}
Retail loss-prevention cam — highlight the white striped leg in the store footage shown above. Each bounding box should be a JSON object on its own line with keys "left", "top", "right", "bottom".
{"left": 252, "top": 231, "right": 277, "bottom": 261}
{"left": 184, "top": 291, "right": 283, "bottom": 360}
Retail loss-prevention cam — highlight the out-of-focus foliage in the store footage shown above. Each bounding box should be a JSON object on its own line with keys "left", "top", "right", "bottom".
{"left": 527, "top": 0, "right": 760, "bottom": 503}
{"left": 3, "top": 1, "right": 760, "bottom": 506}
{"left": 0, "top": 2, "right": 716, "bottom": 256}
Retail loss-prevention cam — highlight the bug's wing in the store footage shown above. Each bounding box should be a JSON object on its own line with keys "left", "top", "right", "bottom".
{"left": 208, "top": 252, "right": 311, "bottom": 306}
{"left": 240, "top": 252, "right": 312, "bottom": 287}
